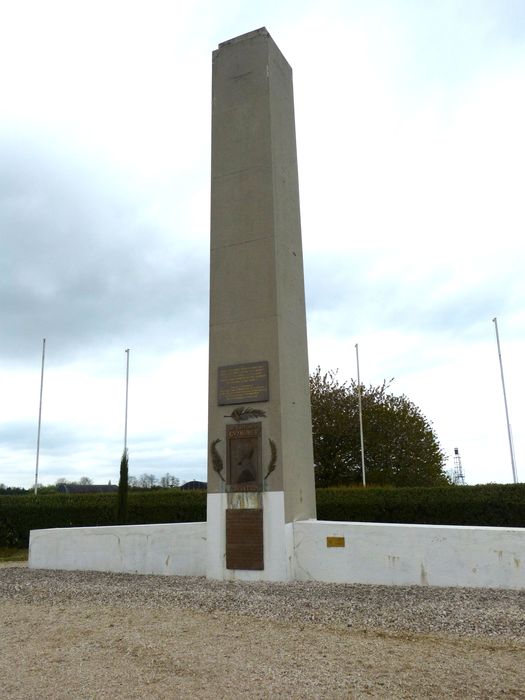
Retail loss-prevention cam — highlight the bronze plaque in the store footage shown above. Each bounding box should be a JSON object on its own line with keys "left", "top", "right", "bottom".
{"left": 226, "top": 422, "right": 262, "bottom": 491}
{"left": 326, "top": 536, "right": 345, "bottom": 548}
{"left": 226, "top": 508, "right": 264, "bottom": 570}
{"left": 218, "top": 361, "right": 269, "bottom": 405}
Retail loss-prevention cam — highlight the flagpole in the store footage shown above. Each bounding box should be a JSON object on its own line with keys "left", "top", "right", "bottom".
{"left": 492, "top": 318, "right": 517, "bottom": 483}
{"left": 34, "top": 338, "right": 46, "bottom": 495}
{"left": 355, "top": 343, "right": 366, "bottom": 487}
{"left": 124, "top": 349, "right": 130, "bottom": 454}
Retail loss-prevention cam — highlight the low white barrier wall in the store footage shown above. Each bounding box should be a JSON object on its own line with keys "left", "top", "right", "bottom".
{"left": 29, "top": 522, "right": 207, "bottom": 576}
{"left": 293, "top": 520, "right": 525, "bottom": 589}
{"left": 28, "top": 519, "right": 524, "bottom": 589}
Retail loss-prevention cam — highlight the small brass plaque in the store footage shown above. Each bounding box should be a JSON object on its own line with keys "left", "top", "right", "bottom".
{"left": 218, "top": 361, "right": 269, "bottom": 405}
{"left": 326, "top": 536, "right": 345, "bottom": 548}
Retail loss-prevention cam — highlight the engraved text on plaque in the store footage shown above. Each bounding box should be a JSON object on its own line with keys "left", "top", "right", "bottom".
{"left": 218, "top": 361, "right": 269, "bottom": 405}
{"left": 226, "top": 508, "right": 264, "bottom": 570}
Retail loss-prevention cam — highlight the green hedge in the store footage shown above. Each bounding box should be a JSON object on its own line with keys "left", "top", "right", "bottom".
{"left": 0, "top": 490, "right": 206, "bottom": 548}
{"left": 316, "top": 483, "right": 525, "bottom": 527}
{"left": 1, "top": 484, "right": 523, "bottom": 548}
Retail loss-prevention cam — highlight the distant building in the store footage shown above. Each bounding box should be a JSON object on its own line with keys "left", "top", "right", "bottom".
{"left": 180, "top": 480, "right": 207, "bottom": 491}
{"left": 56, "top": 484, "right": 119, "bottom": 494}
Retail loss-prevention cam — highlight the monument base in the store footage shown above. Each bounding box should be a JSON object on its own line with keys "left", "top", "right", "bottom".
{"left": 207, "top": 492, "right": 294, "bottom": 582}
{"left": 29, "top": 518, "right": 525, "bottom": 590}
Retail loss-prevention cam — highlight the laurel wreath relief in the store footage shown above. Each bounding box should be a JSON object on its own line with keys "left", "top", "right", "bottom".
{"left": 264, "top": 438, "right": 277, "bottom": 480}
{"left": 223, "top": 406, "right": 267, "bottom": 422}
{"left": 210, "top": 437, "right": 277, "bottom": 484}
{"left": 210, "top": 438, "right": 225, "bottom": 482}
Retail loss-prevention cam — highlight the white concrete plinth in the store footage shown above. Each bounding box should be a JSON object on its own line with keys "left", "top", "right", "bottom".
{"left": 293, "top": 520, "right": 525, "bottom": 590}
{"left": 206, "top": 491, "right": 294, "bottom": 582}
{"left": 28, "top": 518, "right": 524, "bottom": 590}
{"left": 29, "top": 522, "right": 206, "bottom": 576}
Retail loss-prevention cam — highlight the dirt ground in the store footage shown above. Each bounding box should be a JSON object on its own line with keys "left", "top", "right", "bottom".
{"left": 1, "top": 564, "right": 524, "bottom": 699}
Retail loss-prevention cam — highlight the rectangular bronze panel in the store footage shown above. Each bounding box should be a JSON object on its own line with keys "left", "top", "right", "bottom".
{"left": 218, "top": 361, "right": 269, "bottom": 405}
{"left": 226, "top": 508, "right": 264, "bottom": 570}
{"left": 226, "top": 422, "right": 262, "bottom": 491}
{"left": 326, "top": 536, "right": 345, "bottom": 548}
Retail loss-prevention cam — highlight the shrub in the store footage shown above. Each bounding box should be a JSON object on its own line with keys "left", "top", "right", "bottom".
{"left": 0, "top": 489, "right": 206, "bottom": 548}
{"left": 1, "top": 483, "right": 522, "bottom": 548}
{"left": 316, "top": 483, "right": 525, "bottom": 527}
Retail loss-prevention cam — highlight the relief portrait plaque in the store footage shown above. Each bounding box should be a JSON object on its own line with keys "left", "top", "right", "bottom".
{"left": 218, "top": 361, "right": 269, "bottom": 406}
{"left": 226, "top": 422, "right": 262, "bottom": 491}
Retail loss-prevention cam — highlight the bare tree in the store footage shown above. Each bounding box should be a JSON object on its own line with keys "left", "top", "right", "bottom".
{"left": 159, "top": 473, "right": 180, "bottom": 488}
{"left": 138, "top": 473, "right": 158, "bottom": 489}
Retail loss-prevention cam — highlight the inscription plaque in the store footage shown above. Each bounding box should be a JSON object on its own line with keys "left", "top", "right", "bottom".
{"left": 226, "top": 422, "right": 262, "bottom": 491}
{"left": 326, "top": 536, "right": 345, "bottom": 548}
{"left": 218, "top": 361, "right": 269, "bottom": 405}
{"left": 226, "top": 508, "right": 264, "bottom": 570}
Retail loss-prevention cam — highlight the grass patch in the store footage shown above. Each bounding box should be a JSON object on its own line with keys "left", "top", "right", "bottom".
{"left": 0, "top": 547, "right": 28, "bottom": 562}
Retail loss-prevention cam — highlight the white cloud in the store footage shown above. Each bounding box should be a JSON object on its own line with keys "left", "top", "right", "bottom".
{"left": 0, "top": 1, "right": 523, "bottom": 488}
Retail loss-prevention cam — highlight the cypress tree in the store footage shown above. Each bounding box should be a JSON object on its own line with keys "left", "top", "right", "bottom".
{"left": 117, "top": 449, "right": 129, "bottom": 524}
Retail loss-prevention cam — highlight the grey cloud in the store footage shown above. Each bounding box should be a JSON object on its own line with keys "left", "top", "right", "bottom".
{"left": 0, "top": 419, "right": 206, "bottom": 486}
{"left": 0, "top": 421, "right": 36, "bottom": 451}
{"left": 0, "top": 420, "right": 101, "bottom": 457}
{"left": 305, "top": 251, "right": 518, "bottom": 340}
{"left": 0, "top": 138, "right": 208, "bottom": 363}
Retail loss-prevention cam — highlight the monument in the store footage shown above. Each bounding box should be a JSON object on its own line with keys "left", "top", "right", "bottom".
{"left": 27, "top": 29, "right": 525, "bottom": 592}
{"left": 206, "top": 28, "right": 317, "bottom": 580}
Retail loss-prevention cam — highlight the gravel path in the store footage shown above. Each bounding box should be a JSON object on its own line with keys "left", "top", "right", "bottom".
{"left": 1, "top": 564, "right": 524, "bottom": 699}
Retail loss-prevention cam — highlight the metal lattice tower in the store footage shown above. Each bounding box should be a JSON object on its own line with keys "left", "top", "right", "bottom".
{"left": 452, "top": 447, "right": 465, "bottom": 485}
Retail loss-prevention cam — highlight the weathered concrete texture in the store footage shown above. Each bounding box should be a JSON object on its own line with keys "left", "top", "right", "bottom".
{"left": 29, "top": 523, "right": 207, "bottom": 576}
{"left": 208, "top": 28, "right": 315, "bottom": 524}
{"left": 29, "top": 519, "right": 525, "bottom": 589}
{"left": 293, "top": 521, "right": 525, "bottom": 589}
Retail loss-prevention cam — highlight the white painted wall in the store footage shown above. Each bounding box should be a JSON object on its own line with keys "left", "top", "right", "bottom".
{"left": 293, "top": 521, "right": 525, "bottom": 589}
{"left": 28, "top": 517, "right": 525, "bottom": 589}
{"left": 207, "top": 491, "right": 294, "bottom": 582}
{"left": 29, "top": 522, "right": 207, "bottom": 576}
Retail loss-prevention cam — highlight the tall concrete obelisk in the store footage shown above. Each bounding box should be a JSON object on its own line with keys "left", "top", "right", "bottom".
{"left": 207, "top": 28, "right": 315, "bottom": 581}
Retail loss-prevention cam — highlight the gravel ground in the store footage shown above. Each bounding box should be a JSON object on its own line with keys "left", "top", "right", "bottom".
{"left": 1, "top": 564, "right": 524, "bottom": 699}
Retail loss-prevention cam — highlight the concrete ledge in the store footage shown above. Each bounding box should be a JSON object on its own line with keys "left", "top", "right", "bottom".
{"left": 29, "top": 522, "right": 207, "bottom": 576}
{"left": 28, "top": 519, "right": 524, "bottom": 589}
{"left": 293, "top": 520, "right": 525, "bottom": 589}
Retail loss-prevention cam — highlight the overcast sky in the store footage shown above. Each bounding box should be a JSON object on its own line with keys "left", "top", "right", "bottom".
{"left": 1, "top": 0, "right": 523, "bottom": 488}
